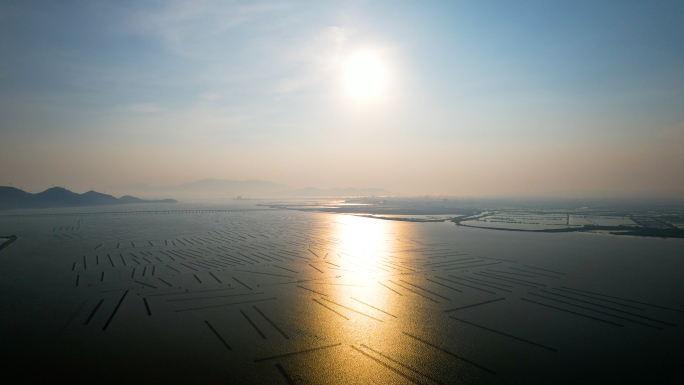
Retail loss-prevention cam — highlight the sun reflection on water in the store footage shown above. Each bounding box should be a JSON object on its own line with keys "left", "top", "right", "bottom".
{"left": 332, "top": 214, "right": 395, "bottom": 274}
{"left": 297, "top": 214, "right": 430, "bottom": 383}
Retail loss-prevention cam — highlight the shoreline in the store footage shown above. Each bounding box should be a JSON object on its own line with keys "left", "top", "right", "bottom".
{"left": 356, "top": 213, "right": 684, "bottom": 239}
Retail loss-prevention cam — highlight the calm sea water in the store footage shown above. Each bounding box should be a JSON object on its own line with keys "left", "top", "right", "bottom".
{"left": 1, "top": 203, "right": 683, "bottom": 384}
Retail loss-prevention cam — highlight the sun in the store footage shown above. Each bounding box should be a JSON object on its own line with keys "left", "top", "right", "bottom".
{"left": 344, "top": 53, "right": 386, "bottom": 101}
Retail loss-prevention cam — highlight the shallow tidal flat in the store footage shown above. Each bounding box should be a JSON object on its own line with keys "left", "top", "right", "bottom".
{"left": 0, "top": 207, "right": 683, "bottom": 384}
{"left": 460, "top": 213, "right": 640, "bottom": 232}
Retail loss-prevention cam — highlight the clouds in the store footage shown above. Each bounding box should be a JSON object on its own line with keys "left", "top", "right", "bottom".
{"left": 0, "top": 1, "right": 683, "bottom": 196}
{"left": 272, "top": 26, "right": 352, "bottom": 95}
{"left": 119, "top": 0, "right": 293, "bottom": 57}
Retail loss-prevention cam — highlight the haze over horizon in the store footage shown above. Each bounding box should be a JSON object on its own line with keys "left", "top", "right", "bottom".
{"left": 1, "top": 1, "right": 683, "bottom": 197}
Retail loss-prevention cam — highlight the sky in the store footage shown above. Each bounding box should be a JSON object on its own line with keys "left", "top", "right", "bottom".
{"left": 1, "top": 0, "right": 683, "bottom": 197}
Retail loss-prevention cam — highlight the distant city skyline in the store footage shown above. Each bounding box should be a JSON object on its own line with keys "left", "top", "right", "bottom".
{"left": 1, "top": 1, "right": 683, "bottom": 197}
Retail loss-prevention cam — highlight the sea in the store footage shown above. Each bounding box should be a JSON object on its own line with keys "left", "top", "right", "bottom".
{"left": 1, "top": 202, "right": 683, "bottom": 384}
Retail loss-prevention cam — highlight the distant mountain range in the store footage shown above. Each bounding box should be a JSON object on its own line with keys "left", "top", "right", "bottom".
{"left": 0, "top": 187, "right": 176, "bottom": 210}
{"left": 108, "top": 179, "right": 390, "bottom": 198}
{"left": 110, "top": 179, "right": 289, "bottom": 198}
{"left": 287, "top": 187, "right": 391, "bottom": 197}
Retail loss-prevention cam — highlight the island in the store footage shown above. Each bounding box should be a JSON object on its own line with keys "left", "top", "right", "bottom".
{"left": 0, "top": 186, "right": 177, "bottom": 210}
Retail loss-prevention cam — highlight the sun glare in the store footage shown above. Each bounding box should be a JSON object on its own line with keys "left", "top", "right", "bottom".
{"left": 344, "top": 53, "right": 385, "bottom": 101}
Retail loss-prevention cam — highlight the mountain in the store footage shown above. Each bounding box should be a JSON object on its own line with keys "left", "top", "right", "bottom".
{"left": 32, "top": 187, "right": 84, "bottom": 207}
{"left": 109, "top": 179, "right": 290, "bottom": 198}
{"left": 0, "top": 187, "right": 34, "bottom": 206}
{"left": 109, "top": 179, "right": 391, "bottom": 198}
{"left": 0, "top": 187, "right": 177, "bottom": 210}
{"left": 118, "top": 195, "right": 176, "bottom": 204}
{"left": 78, "top": 190, "right": 121, "bottom": 205}
{"left": 288, "top": 187, "right": 391, "bottom": 197}
{"left": 172, "top": 179, "right": 289, "bottom": 195}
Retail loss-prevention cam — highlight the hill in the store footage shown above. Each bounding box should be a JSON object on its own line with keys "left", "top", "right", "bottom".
{"left": 109, "top": 179, "right": 391, "bottom": 199}
{"left": 0, "top": 187, "right": 177, "bottom": 210}
{"left": 287, "top": 187, "right": 391, "bottom": 197}
{"left": 110, "top": 179, "right": 290, "bottom": 198}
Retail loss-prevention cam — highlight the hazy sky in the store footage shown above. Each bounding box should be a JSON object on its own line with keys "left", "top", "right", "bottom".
{"left": 1, "top": 1, "right": 683, "bottom": 196}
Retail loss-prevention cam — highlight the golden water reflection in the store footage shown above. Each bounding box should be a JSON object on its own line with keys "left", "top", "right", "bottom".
{"left": 299, "top": 214, "right": 431, "bottom": 384}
